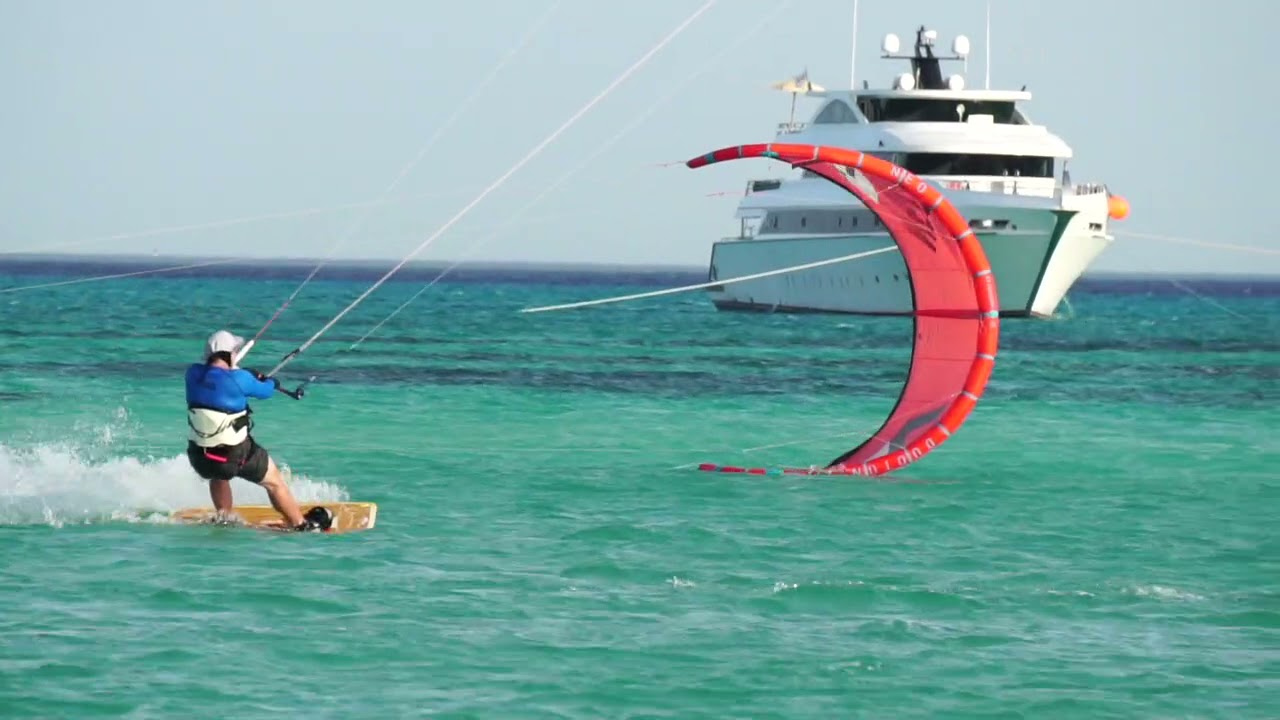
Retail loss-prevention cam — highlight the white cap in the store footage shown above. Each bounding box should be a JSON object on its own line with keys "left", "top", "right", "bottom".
{"left": 203, "top": 330, "right": 245, "bottom": 365}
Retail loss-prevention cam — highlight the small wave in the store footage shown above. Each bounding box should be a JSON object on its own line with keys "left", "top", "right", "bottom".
{"left": 771, "top": 579, "right": 872, "bottom": 596}
{"left": 1044, "top": 589, "right": 1097, "bottom": 598}
{"left": 1126, "top": 584, "right": 1206, "bottom": 602}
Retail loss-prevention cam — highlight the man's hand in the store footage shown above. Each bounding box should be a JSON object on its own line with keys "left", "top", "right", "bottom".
{"left": 245, "top": 366, "right": 280, "bottom": 388}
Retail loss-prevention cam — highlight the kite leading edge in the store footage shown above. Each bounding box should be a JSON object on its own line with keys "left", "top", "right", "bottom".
{"left": 686, "top": 143, "right": 1000, "bottom": 477}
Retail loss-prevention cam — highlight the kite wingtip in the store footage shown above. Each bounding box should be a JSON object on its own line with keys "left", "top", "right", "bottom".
{"left": 695, "top": 462, "right": 754, "bottom": 473}
{"left": 686, "top": 148, "right": 732, "bottom": 169}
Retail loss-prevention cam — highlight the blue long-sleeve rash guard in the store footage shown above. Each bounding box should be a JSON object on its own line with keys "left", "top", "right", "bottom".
{"left": 185, "top": 364, "right": 276, "bottom": 412}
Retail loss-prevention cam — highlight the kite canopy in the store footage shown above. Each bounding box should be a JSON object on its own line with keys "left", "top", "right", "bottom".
{"left": 687, "top": 143, "right": 1000, "bottom": 476}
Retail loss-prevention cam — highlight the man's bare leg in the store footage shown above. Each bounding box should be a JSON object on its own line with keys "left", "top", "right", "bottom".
{"left": 209, "top": 478, "right": 233, "bottom": 519}
{"left": 258, "top": 456, "right": 305, "bottom": 527}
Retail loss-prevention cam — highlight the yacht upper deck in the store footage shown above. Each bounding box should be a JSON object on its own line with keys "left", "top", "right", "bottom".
{"left": 756, "top": 26, "right": 1076, "bottom": 198}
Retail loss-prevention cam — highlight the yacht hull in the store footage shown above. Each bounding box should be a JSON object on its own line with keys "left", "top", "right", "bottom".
{"left": 706, "top": 205, "right": 1111, "bottom": 318}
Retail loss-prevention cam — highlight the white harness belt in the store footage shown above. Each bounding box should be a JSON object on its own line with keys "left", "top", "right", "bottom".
{"left": 188, "top": 407, "right": 249, "bottom": 448}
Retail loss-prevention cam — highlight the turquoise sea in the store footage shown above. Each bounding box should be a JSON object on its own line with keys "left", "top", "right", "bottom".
{"left": 1, "top": 258, "right": 1277, "bottom": 718}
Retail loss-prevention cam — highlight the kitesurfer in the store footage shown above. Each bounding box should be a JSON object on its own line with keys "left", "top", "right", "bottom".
{"left": 184, "top": 330, "right": 332, "bottom": 532}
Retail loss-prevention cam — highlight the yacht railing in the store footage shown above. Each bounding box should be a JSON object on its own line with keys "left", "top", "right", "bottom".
{"left": 937, "top": 178, "right": 1057, "bottom": 198}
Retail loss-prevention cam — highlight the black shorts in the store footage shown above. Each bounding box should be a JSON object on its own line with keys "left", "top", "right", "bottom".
{"left": 187, "top": 437, "right": 271, "bottom": 484}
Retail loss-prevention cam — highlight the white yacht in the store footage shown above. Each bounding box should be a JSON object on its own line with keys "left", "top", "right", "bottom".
{"left": 703, "top": 26, "right": 1128, "bottom": 318}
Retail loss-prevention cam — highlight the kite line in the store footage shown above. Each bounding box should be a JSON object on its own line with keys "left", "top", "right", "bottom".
{"left": 262, "top": 0, "right": 720, "bottom": 377}
{"left": 518, "top": 245, "right": 899, "bottom": 314}
{"left": 238, "top": 0, "right": 566, "bottom": 360}
{"left": 346, "top": 0, "right": 794, "bottom": 348}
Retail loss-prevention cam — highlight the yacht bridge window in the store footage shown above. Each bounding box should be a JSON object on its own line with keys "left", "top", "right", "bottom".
{"left": 856, "top": 97, "right": 1029, "bottom": 124}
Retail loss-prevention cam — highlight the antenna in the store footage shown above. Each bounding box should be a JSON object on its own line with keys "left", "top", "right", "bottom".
{"left": 984, "top": 0, "right": 991, "bottom": 89}
{"left": 850, "top": 0, "right": 860, "bottom": 88}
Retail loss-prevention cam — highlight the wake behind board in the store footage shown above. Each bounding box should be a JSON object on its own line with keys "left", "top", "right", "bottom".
{"left": 169, "top": 502, "right": 377, "bottom": 534}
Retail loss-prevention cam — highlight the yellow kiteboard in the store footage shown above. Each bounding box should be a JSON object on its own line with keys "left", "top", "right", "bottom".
{"left": 169, "top": 502, "right": 377, "bottom": 534}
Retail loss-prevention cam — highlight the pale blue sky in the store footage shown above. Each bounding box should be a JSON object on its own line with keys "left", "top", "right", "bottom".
{"left": 1, "top": 0, "right": 1274, "bottom": 274}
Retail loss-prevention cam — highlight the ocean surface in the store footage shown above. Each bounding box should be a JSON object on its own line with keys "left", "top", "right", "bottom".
{"left": 1, "top": 258, "right": 1277, "bottom": 718}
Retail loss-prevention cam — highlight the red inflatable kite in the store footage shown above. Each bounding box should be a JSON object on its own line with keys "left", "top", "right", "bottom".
{"left": 687, "top": 144, "right": 1000, "bottom": 477}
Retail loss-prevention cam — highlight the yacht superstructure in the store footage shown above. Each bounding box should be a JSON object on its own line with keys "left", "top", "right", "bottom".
{"left": 704, "top": 26, "right": 1128, "bottom": 318}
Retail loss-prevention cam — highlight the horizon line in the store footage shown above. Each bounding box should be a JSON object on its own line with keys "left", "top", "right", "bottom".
{"left": 0, "top": 251, "right": 1278, "bottom": 280}
{"left": 0, "top": 251, "right": 706, "bottom": 272}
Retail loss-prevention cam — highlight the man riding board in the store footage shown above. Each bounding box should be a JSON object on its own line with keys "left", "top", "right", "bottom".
{"left": 184, "top": 330, "right": 331, "bottom": 532}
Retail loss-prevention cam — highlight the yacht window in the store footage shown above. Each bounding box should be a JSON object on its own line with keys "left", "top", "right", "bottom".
{"left": 813, "top": 100, "right": 859, "bottom": 124}
{"left": 899, "top": 153, "right": 1054, "bottom": 178}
